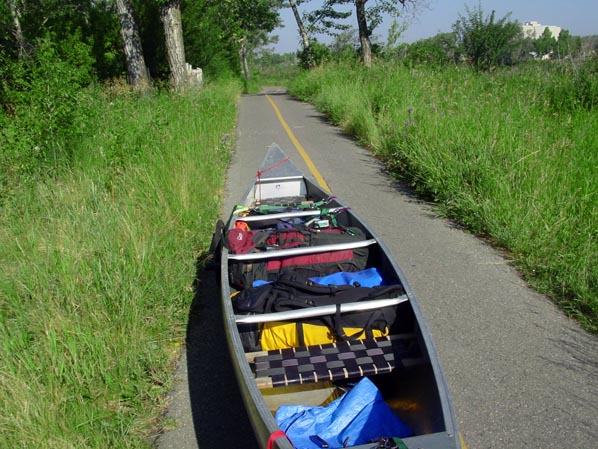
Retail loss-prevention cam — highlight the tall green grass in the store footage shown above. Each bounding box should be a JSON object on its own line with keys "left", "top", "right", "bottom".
{"left": 0, "top": 80, "right": 240, "bottom": 448}
{"left": 290, "top": 62, "right": 597, "bottom": 332}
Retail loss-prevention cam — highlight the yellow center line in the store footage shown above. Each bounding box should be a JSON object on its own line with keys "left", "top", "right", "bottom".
{"left": 265, "top": 94, "right": 332, "bottom": 193}
{"left": 460, "top": 432, "right": 468, "bottom": 449}
{"left": 267, "top": 93, "right": 469, "bottom": 449}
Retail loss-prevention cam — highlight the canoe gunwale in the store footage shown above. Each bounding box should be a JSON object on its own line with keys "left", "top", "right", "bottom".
{"left": 234, "top": 295, "right": 409, "bottom": 324}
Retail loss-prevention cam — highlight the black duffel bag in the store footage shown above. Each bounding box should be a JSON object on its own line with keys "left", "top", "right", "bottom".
{"left": 233, "top": 271, "right": 404, "bottom": 349}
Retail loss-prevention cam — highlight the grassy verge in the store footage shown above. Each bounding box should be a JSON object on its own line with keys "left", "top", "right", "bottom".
{"left": 0, "top": 80, "right": 241, "bottom": 448}
{"left": 289, "top": 62, "right": 597, "bottom": 332}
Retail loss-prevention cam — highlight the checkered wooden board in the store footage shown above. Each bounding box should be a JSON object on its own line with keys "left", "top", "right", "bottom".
{"left": 253, "top": 335, "right": 415, "bottom": 388}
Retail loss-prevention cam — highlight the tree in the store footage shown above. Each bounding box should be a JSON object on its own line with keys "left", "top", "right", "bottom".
{"left": 202, "top": 0, "right": 279, "bottom": 80}
{"left": 6, "top": 0, "right": 26, "bottom": 57}
{"left": 288, "top": 0, "right": 314, "bottom": 68}
{"left": 236, "top": 0, "right": 279, "bottom": 80}
{"left": 534, "top": 27, "right": 556, "bottom": 59}
{"left": 157, "top": 0, "right": 187, "bottom": 89}
{"left": 115, "top": 0, "right": 149, "bottom": 88}
{"left": 326, "top": 0, "right": 417, "bottom": 66}
{"left": 286, "top": 0, "right": 351, "bottom": 69}
{"left": 580, "top": 35, "right": 598, "bottom": 57}
{"left": 354, "top": 0, "right": 421, "bottom": 66}
{"left": 383, "top": 18, "right": 408, "bottom": 56}
{"left": 556, "top": 29, "right": 582, "bottom": 59}
{"left": 453, "top": 4, "right": 521, "bottom": 71}
{"left": 328, "top": 27, "right": 358, "bottom": 62}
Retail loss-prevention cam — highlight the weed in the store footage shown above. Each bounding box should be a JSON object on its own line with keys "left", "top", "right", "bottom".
{"left": 290, "top": 62, "right": 597, "bottom": 332}
{"left": 0, "top": 80, "right": 241, "bottom": 447}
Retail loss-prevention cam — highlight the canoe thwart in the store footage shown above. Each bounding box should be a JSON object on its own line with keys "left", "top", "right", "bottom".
{"left": 235, "top": 296, "right": 409, "bottom": 325}
{"left": 234, "top": 207, "right": 344, "bottom": 222}
{"left": 228, "top": 239, "right": 377, "bottom": 261}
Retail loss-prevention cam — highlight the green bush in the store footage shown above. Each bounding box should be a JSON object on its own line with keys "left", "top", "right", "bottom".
{"left": 404, "top": 33, "right": 459, "bottom": 67}
{"left": 298, "top": 40, "right": 332, "bottom": 69}
{"left": 548, "top": 54, "right": 598, "bottom": 112}
{"left": 453, "top": 5, "right": 521, "bottom": 71}
{"left": 0, "top": 35, "right": 96, "bottom": 201}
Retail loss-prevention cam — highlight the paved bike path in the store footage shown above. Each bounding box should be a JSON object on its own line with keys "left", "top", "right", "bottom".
{"left": 155, "top": 89, "right": 598, "bottom": 449}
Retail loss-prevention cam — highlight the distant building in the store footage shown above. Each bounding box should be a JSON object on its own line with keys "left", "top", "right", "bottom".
{"left": 522, "top": 21, "right": 562, "bottom": 40}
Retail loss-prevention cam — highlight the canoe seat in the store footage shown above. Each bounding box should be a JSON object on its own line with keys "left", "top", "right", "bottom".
{"left": 251, "top": 334, "right": 422, "bottom": 389}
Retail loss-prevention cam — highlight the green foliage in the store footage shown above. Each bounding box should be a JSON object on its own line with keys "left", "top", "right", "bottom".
{"left": 581, "top": 35, "right": 598, "bottom": 53}
{"left": 299, "top": 39, "right": 332, "bottom": 68}
{"left": 327, "top": 28, "right": 360, "bottom": 63}
{"left": 404, "top": 32, "right": 459, "bottom": 67}
{"left": 0, "top": 35, "right": 95, "bottom": 197}
{"left": 556, "top": 29, "right": 582, "bottom": 58}
{"left": 182, "top": 0, "right": 281, "bottom": 80}
{"left": 304, "top": 0, "right": 352, "bottom": 35}
{"left": 0, "top": 1, "right": 14, "bottom": 53}
{"left": 526, "top": 27, "right": 583, "bottom": 61}
{"left": 0, "top": 0, "right": 284, "bottom": 84}
{"left": 453, "top": 4, "right": 521, "bottom": 71}
{"left": 7, "top": 0, "right": 124, "bottom": 79}
{"left": 548, "top": 54, "right": 598, "bottom": 111}
{"left": 89, "top": 2, "right": 128, "bottom": 79}
{"left": 0, "top": 79, "right": 241, "bottom": 448}
{"left": 393, "top": 26, "right": 585, "bottom": 68}
{"left": 290, "top": 62, "right": 598, "bottom": 332}
{"left": 182, "top": 0, "right": 238, "bottom": 79}
{"left": 534, "top": 27, "right": 557, "bottom": 57}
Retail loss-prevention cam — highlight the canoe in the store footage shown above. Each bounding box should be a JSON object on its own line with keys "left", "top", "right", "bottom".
{"left": 215, "top": 144, "right": 462, "bottom": 449}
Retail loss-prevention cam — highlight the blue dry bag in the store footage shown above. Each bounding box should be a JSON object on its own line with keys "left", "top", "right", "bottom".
{"left": 275, "top": 377, "right": 413, "bottom": 449}
{"left": 308, "top": 267, "right": 385, "bottom": 288}
{"left": 252, "top": 268, "right": 386, "bottom": 288}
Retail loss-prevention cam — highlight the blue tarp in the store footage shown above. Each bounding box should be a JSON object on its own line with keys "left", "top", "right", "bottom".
{"left": 275, "top": 377, "right": 413, "bottom": 449}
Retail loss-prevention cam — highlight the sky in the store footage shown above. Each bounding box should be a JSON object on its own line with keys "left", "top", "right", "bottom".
{"left": 271, "top": 0, "right": 598, "bottom": 54}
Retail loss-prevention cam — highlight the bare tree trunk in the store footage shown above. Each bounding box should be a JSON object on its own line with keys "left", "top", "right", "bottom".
{"left": 289, "top": 0, "right": 314, "bottom": 68}
{"left": 160, "top": 0, "right": 187, "bottom": 90}
{"left": 355, "top": 0, "right": 372, "bottom": 67}
{"left": 115, "top": 0, "right": 149, "bottom": 88}
{"left": 239, "top": 36, "right": 250, "bottom": 80}
{"left": 7, "top": 0, "right": 26, "bottom": 57}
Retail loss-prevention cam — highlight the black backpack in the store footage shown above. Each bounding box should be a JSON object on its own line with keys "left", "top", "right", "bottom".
{"left": 233, "top": 271, "right": 404, "bottom": 347}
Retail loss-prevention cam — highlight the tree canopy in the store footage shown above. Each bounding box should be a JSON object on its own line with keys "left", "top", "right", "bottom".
{"left": 0, "top": 0, "right": 592, "bottom": 90}
{"left": 0, "top": 0, "right": 282, "bottom": 84}
{"left": 342, "top": 0, "right": 418, "bottom": 66}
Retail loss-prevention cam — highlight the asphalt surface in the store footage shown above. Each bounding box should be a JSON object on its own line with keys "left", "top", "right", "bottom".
{"left": 154, "top": 88, "right": 598, "bottom": 449}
